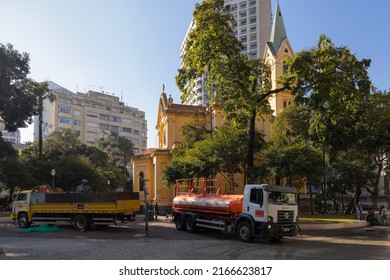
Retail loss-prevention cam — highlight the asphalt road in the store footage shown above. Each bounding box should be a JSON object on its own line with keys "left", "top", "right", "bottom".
{"left": 0, "top": 215, "right": 389, "bottom": 260}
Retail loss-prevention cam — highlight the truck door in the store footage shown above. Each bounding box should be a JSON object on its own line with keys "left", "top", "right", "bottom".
{"left": 244, "top": 187, "right": 265, "bottom": 222}
{"left": 14, "top": 192, "right": 29, "bottom": 214}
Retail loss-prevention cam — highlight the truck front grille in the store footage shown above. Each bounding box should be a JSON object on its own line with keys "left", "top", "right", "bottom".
{"left": 277, "top": 210, "right": 294, "bottom": 224}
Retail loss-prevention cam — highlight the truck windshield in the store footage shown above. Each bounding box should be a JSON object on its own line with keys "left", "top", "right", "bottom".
{"left": 268, "top": 192, "right": 298, "bottom": 205}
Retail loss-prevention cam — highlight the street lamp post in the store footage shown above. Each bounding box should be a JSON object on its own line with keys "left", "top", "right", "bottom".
{"left": 51, "top": 169, "right": 56, "bottom": 189}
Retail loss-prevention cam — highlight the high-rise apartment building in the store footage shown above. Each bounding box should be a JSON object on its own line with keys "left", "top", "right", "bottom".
{"left": 180, "top": 0, "right": 272, "bottom": 106}
{"left": 35, "top": 81, "right": 147, "bottom": 153}
{"left": 0, "top": 119, "right": 21, "bottom": 144}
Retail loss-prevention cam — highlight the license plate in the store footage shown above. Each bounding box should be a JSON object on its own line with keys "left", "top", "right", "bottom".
{"left": 283, "top": 227, "right": 291, "bottom": 232}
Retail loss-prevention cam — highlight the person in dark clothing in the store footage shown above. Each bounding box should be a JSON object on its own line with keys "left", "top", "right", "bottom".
{"left": 154, "top": 201, "right": 159, "bottom": 221}
{"left": 365, "top": 210, "right": 379, "bottom": 226}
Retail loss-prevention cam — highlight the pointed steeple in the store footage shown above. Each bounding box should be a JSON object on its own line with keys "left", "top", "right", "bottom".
{"left": 269, "top": 1, "right": 287, "bottom": 54}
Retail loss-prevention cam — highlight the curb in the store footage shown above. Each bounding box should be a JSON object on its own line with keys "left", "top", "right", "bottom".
{"left": 299, "top": 221, "right": 368, "bottom": 231}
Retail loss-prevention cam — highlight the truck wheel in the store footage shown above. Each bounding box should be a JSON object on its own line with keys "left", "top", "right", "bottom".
{"left": 236, "top": 221, "right": 254, "bottom": 243}
{"left": 18, "top": 213, "right": 31, "bottom": 228}
{"left": 184, "top": 215, "right": 197, "bottom": 233}
{"left": 74, "top": 215, "right": 89, "bottom": 231}
{"left": 174, "top": 214, "right": 185, "bottom": 231}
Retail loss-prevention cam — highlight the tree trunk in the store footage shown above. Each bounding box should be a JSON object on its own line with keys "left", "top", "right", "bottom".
{"left": 38, "top": 95, "right": 43, "bottom": 161}
{"left": 246, "top": 109, "right": 256, "bottom": 184}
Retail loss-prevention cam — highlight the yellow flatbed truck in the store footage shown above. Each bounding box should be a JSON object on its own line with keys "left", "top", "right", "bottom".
{"left": 11, "top": 190, "right": 140, "bottom": 231}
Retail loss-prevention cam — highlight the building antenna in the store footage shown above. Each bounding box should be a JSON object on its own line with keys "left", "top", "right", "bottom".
{"left": 121, "top": 91, "right": 123, "bottom": 102}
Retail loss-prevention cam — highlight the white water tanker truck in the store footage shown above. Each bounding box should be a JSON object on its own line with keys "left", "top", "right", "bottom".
{"left": 172, "top": 179, "right": 299, "bottom": 242}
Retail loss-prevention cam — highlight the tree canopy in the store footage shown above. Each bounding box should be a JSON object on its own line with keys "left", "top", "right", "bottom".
{"left": 0, "top": 43, "right": 38, "bottom": 132}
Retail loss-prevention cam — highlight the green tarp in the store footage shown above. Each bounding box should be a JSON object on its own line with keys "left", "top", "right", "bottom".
{"left": 20, "top": 224, "right": 64, "bottom": 233}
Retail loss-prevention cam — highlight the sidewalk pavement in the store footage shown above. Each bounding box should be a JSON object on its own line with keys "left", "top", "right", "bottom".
{"left": 299, "top": 220, "right": 369, "bottom": 231}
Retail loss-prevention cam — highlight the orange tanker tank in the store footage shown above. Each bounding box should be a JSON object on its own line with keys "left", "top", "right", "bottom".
{"left": 172, "top": 179, "right": 243, "bottom": 216}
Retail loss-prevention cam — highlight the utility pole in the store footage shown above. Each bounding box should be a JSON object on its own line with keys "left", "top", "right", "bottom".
{"left": 141, "top": 178, "right": 149, "bottom": 237}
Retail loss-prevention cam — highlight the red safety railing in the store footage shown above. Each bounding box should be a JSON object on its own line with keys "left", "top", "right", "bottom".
{"left": 175, "top": 178, "right": 221, "bottom": 197}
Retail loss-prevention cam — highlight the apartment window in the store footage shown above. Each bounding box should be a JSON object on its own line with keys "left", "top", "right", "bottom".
{"left": 249, "top": 18, "right": 256, "bottom": 24}
{"left": 86, "top": 131, "right": 98, "bottom": 138}
{"left": 59, "top": 116, "right": 72, "bottom": 125}
{"left": 240, "top": 3, "right": 247, "bottom": 9}
{"left": 241, "top": 29, "right": 247, "bottom": 35}
{"left": 134, "top": 130, "right": 139, "bottom": 135}
{"left": 74, "top": 130, "right": 81, "bottom": 137}
{"left": 240, "top": 20, "right": 247, "bottom": 26}
{"left": 99, "top": 113, "right": 110, "bottom": 121}
{"left": 99, "top": 123, "right": 110, "bottom": 130}
{"left": 86, "top": 121, "right": 98, "bottom": 128}
{"left": 110, "top": 115, "right": 121, "bottom": 122}
{"left": 133, "top": 139, "right": 139, "bottom": 144}
{"left": 240, "top": 12, "right": 247, "bottom": 18}
{"left": 86, "top": 111, "right": 98, "bottom": 118}
{"left": 122, "top": 118, "right": 132, "bottom": 124}
{"left": 110, "top": 125, "right": 119, "bottom": 132}
{"left": 122, "top": 127, "right": 132, "bottom": 133}
{"left": 59, "top": 105, "right": 72, "bottom": 114}
{"left": 250, "top": 26, "right": 256, "bottom": 33}
{"left": 73, "top": 120, "right": 81, "bottom": 126}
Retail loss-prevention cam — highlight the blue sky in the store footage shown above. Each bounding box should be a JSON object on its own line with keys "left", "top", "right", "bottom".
{"left": 1, "top": 0, "right": 389, "bottom": 148}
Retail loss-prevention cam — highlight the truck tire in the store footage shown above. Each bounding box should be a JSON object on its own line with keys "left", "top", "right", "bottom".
{"left": 184, "top": 215, "right": 197, "bottom": 233}
{"left": 236, "top": 221, "right": 254, "bottom": 243}
{"left": 174, "top": 213, "right": 185, "bottom": 231}
{"left": 18, "top": 213, "right": 31, "bottom": 228}
{"left": 73, "top": 215, "right": 89, "bottom": 231}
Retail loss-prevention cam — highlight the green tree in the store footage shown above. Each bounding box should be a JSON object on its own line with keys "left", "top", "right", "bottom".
{"left": 33, "top": 81, "right": 55, "bottom": 161}
{"left": 285, "top": 35, "right": 372, "bottom": 210}
{"left": 176, "top": 0, "right": 287, "bottom": 183}
{"left": 163, "top": 123, "right": 250, "bottom": 193}
{"left": 359, "top": 89, "right": 390, "bottom": 209}
{"left": 0, "top": 137, "right": 22, "bottom": 195}
{"left": 51, "top": 155, "right": 105, "bottom": 192}
{"left": 96, "top": 131, "right": 134, "bottom": 176}
{"left": 261, "top": 105, "right": 323, "bottom": 213}
{"left": 0, "top": 43, "right": 38, "bottom": 132}
{"left": 42, "top": 128, "right": 84, "bottom": 160}
{"left": 286, "top": 35, "right": 371, "bottom": 148}
{"left": 20, "top": 129, "right": 112, "bottom": 189}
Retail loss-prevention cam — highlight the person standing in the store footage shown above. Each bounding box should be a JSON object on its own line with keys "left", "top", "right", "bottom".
{"left": 380, "top": 205, "right": 387, "bottom": 226}
{"left": 356, "top": 202, "right": 363, "bottom": 221}
{"left": 154, "top": 201, "right": 159, "bottom": 221}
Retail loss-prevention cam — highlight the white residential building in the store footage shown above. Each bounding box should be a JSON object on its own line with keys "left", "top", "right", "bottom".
{"left": 180, "top": 0, "right": 272, "bottom": 106}
{"left": 34, "top": 81, "right": 148, "bottom": 153}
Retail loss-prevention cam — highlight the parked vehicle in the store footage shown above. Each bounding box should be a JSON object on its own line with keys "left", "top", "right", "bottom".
{"left": 11, "top": 190, "right": 140, "bottom": 231}
{"left": 172, "top": 178, "right": 299, "bottom": 243}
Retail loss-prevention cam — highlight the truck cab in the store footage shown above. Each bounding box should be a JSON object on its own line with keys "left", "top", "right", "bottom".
{"left": 236, "top": 184, "right": 299, "bottom": 242}
{"left": 11, "top": 190, "right": 31, "bottom": 228}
